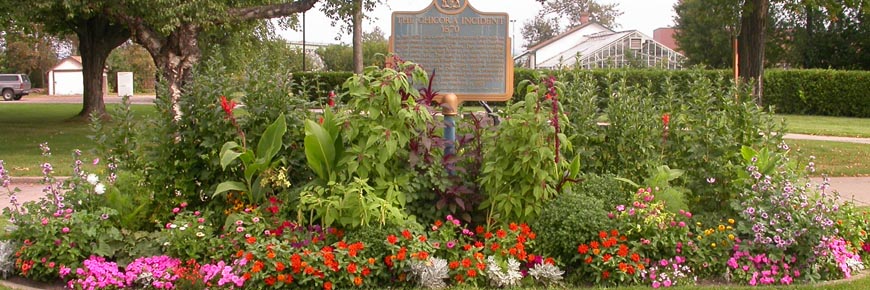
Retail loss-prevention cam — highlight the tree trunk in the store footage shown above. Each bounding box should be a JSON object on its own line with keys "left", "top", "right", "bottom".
{"left": 352, "top": 0, "right": 363, "bottom": 74}
{"left": 151, "top": 24, "right": 201, "bottom": 121}
{"left": 75, "top": 16, "right": 130, "bottom": 119}
{"left": 738, "top": 0, "right": 767, "bottom": 104}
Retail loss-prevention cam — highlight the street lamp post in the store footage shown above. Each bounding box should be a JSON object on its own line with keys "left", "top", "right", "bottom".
{"left": 510, "top": 19, "right": 517, "bottom": 54}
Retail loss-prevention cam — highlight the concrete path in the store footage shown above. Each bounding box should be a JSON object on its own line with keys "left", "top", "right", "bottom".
{"left": 3, "top": 94, "right": 156, "bottom": 105}
{"left": 784, "top": 133, "right": 870, "bottom": 145}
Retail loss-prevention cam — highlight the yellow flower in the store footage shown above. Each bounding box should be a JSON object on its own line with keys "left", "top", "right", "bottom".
{"left": 728, "top": 234, "right": 735, "bottom": 240}
{"left": 696, "top": 222, "right": 702, "bottom": 226}
{"left": 718, "top": 225, "right": 726, "bottom": 232}
{"left": 726, "top": 226, "right": 733, "bottom": 230}
{"left": 711, "top": 243, "right": 717, "bottom": 248}
{"left": 727, "top": 218, "right": 735, "bottom": 224}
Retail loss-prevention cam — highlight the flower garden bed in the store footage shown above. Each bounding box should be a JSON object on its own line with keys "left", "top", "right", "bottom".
{"left": 1, "top": 60, "right": 869, "bottom": 289}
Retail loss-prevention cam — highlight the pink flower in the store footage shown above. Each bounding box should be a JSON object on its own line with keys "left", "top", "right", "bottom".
{"left": 61, "top": 227, "right": 70, "bottom": 233}
{"left": 41, "top": 218, "right": 49, "bottom": 226}
{"left": 194, "top": 211, "right": 201, "bottom": 216}
{"left": 92, "top": 158, "right": 100, "bottom": 165}
{"left": 663, "top": 280, "right": 672, "bottom": 287}
{"left": 678, "top": 221, "right": 686, "bottom": 227}
{"left": 180, "top": 202, "right": 188, "bottom": 208}
{"left": 236, "top": 226, "right": 244, "bottom": 232}
{"left": 197, "top": 218, "right": 205, "bottom": 223}
{"left": 659, "top": 259, "right": 669, "bottom": 266}
{"left": 652, "top": 281, "right": 661, "bottom": 288}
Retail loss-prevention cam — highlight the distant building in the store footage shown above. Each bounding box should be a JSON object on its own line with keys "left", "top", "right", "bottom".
{"left": 515, "top": 16, "right": 684, "bottom": 70}
{"left": 47, "top": 56, "right": 84, "bottom": 95}
{"left": 653, "top": 27, "right": 680, "bottom": 53}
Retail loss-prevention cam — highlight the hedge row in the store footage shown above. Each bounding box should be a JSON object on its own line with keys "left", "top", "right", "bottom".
{"left": 292, "top": 68, "right": 870, "bottom": 117}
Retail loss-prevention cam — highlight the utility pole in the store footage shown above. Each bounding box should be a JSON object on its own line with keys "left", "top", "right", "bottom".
{"left": 510, "top": 19, "right": 517, "bottom": 54}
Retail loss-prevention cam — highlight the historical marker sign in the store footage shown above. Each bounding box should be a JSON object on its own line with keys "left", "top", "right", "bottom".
{"left": 391, "top": 0, "right": 514, "bottom": 101}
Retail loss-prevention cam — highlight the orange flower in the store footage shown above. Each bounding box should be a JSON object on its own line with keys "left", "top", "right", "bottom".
{"left": 367, "top": 258, "right": 375, "bottom": 265}
{"left": 578, "top": 244, "right": 589, "bottom": 254}
{"left": 449, "top": 261, "right": 460, "bottom": 269}
{"left": 246, "top": 236, "right": 257, "bottom": 244}
{"left": 434, "top": 220, "right": 443, "bottom": 227}
{"left": 461, "top": 258, "right": 472, "bottom": 268}
{"left": 354, "top": 276, "right": 363, "bottom": 286}
{"left": 252, "top": 260, "right": 264, "bottom": 273}
{"left": 545, "top": 257, "right": 555, "bottom": 265}
{"left": 592, "top": 249, "right": 600, "bottom": 255}
{"left": 467, "top": 269, "right": 477, "bottom": 277}
{"left": 267, "top": 251, "right": 276, "bottom": 260}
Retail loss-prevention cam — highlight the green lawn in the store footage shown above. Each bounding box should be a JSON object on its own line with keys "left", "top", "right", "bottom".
{"left": 0, "top": 104, "right": 156, "bottom": 176}
{"left": 788, "top": 140, "right": 870, "bottom": 177}
{"left": 779, "top": 114, "right": 870, "bottom": 138}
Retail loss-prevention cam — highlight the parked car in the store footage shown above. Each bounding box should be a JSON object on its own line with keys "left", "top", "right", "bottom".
{"left": 0, "top": 74, "right": 31, "bottom": 101}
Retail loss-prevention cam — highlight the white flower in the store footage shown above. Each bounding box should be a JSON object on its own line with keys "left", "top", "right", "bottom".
{"left": 170, "top": 224, "right": 178, "bottom": 229}
{"left": 86, "top": 174, "right": 99, "bottom": 185}
{"left": 179, "top": 226, "right": 187, "bottom": 231}
{"left": 196, "top": 232, "right": 205, "bottom": 237}
{"left": 94, "top": 183, "right": 106, "bottom": 194}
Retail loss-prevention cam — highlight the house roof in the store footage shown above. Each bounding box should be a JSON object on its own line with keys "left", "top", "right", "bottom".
{"left": 49, "top": 56, "right": 83, "bottom": 71}
{"left": 525, "top": 22, "right": 597, "bottom": 52}
{"left": 537, "top": 30, "right": 636, "bottom": 68}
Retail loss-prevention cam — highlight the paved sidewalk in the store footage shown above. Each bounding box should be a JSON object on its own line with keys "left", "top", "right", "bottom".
{"left": 784, "top": 133, "right": 870, "bottom": 144}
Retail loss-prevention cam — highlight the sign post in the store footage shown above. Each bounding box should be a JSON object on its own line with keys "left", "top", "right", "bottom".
{"left": 391, "top": 0, "right": 513, "bottom": 155}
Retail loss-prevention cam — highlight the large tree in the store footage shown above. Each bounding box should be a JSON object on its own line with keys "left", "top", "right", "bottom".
{"left": 521, "top": 17, "right": 561, "bottom": 49}
{"left": 319, "top": 0, "right": 382, "bottom": 74}
{"left": 2, "top": 1, "right": 130, "bottom": 118}
{"left": 535, "top": 0, "right": 623, "bottom": 28}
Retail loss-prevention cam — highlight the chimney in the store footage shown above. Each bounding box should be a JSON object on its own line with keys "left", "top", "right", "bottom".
{"left": 579, "top": 12, "right": 590, "bottom": 25}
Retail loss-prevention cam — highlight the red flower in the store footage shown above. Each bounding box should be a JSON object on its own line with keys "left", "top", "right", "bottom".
{"left": 449, "top": 261, "right": 460, "bottom": 269}
{"left": 467, "top": 269, "right": 477, "bottom": 277}
{"left": 599, "top": 231, "right": 607, "bottom": 239}
{"left": 509, "top": 223, "right": 518, "bottom": 231}
{"left": 323, "top": 281, "right": 333, "bottom": 290}
{"left": 387, "top": 235, "right": 398, "bottom": 245}
{"left": 610, "top": 229, "right": 619, "bottom": 237}
{"left": 602, "top": 253, "right": 612, "bottom": 262}
{"left": 276, "top": 262, "right": 285, "bottom": 272}
{"left": 584, "top": 256, "right": 593, "bottom": 264}
{"left": 220, "top": 96, "right": 236, "bottom": 118}
{"left": 662, "top": 113, "right": 670, "bottom": 127}
{"left": 327, "top": 91, "right": 336, "bottom": 107}
{"left": 578, "top": 244, "right": 589, "bottom": 254}
{"left": 590, "top": 241, "right": 600, "bottom": 249}
{"left": 496, "top": 229, "right": 507, "bottom": 239}
{"left": 402, "top": 230, "right": 412, "bottom": 240}
{"left": 602, "top": 270, "right": 610, "bottom": 280}
{"left": 630, "top": 253, "right": 640, "bottom": 262}
{"left": 265, "top": 276, "right": 276, "bottom": 286}
{"left": 475, "top": 225, "right": 485, "bottom": 234}
{"left": 347, "top": 262, "right": 358, "bottom": 274}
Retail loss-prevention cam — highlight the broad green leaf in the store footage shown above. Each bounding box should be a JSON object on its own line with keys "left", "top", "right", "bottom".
{"left": 219, "top": 141, "right": 242, "bottom": 169}
{"left": 213, "top": 181, "right": 247, "bottom": 198}
{"left": 258, "top": 113, "right": 287, "bottom": 162}
{"left": 304, "top": 120, "right": 336, "bottom": 181}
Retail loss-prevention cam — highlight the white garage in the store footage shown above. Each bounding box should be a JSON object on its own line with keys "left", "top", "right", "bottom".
{"left": 47, "top": 56, "right": 84, "bottom": 95}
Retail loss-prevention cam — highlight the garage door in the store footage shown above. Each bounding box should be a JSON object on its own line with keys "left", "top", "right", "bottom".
{"left": 53, "top": 71, "right": 83, "bottom": 95}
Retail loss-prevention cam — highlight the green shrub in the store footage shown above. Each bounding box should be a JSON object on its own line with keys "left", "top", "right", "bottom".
{"left": 765, "top": 69, "right": 870, "bottom": 117}
{"left": 130, "top": 53, "right": 313, "bottom": 221}
{"left": 531, "top": 174, "right": 622, "bottom": 265}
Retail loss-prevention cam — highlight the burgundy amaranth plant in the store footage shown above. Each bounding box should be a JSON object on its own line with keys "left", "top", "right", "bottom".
{"left": 542, "top": 75, "right": 561, "bottom": 164}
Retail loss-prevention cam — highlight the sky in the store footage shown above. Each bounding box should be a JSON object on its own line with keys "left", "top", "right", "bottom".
{"left": 277, "top": 0, "right": 679, "bottom": 51}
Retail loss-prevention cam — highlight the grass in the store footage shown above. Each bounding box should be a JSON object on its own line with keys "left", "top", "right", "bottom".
{"left": 0, "top": 103, "right": 156, "bottom": 176}
{"left": 779, "top": 115, "right": 870, "bottom": 138}
{"left": 788, "top": 140, "right": 870, "bottom": 177}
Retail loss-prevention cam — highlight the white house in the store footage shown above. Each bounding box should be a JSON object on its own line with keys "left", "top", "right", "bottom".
{"left": 515, "top": 15, "right": 684, "bottom": 70}
{"left": 47, "top": 56, "right": 84, "bottom": 95}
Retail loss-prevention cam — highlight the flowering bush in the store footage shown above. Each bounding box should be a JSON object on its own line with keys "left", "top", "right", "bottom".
{"left": 63, "top": 255, "right": 246, "bottom": 289}
{"left": 155, "top": 204, "right": 218, "bottom": 261}
{"left": 683, "top": 218, "right": 739, "bottom": 278}
{"left": 609, "top": 188, "right": 692, "bottom": 261}
{"left": 726, "top": 248, "right": 798, "bottom": 286}
{"left": 642, "top": 256, "right": 696, "bottom": 288}
{"left": 732, "top": 146, "right": 853, "bottom": 282}
{"left": 811, "top": 236, "right": 864, "bottom": 280}
{"left": 4, "top": 150, "right": 122, "bottom": 282}
{"left": 576, "top": 229, "right": 645, "bottom": 286}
